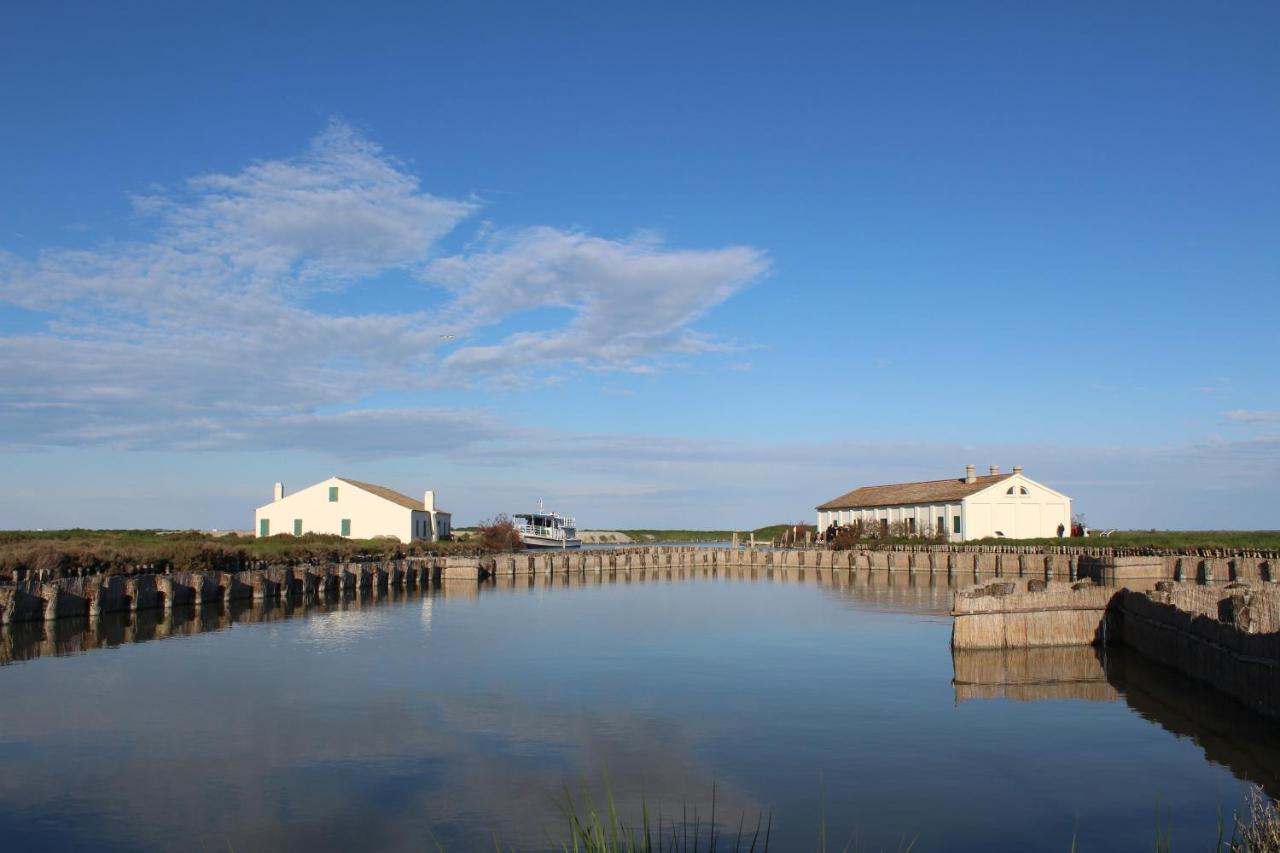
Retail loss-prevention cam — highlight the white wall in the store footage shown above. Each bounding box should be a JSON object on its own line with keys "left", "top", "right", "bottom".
{"left": 817, "top": 502, "right": 964, "bottom": 541}
{"left": 816, "top": 474, "right": 1074, "bottom": 543}
{"left": 254, "top": 477, "right": 425, "bottom": 543}
{"left": 961, "top": 474, "right": 1071, "bottom": 540}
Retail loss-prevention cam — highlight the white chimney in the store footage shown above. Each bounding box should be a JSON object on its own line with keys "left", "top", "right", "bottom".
{"left": 989, "top": 465, "right": 1000, "bottom": 475}
{"left": 1012, "top": 464, "right": 1023, "bottom": 475}
{"left": 273, "top": 482, "right": 284, "bottom": 501}
{"left": 423, "top": 490, "right": 435, "bottom": 512}
{"left": 964, "top": 464, "right": 976, "bottom": 484}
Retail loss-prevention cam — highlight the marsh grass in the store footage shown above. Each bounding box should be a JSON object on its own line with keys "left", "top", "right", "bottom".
{"left": 0, "top": 528, "right": 485, "bottom": 580}
{"left": 555, "top": 779, "right": 920, "bottom": 853}
{"left": 985, "top": 530, "right": 1280, "bottom": 551}
{"left": 551, "top": 781, "right": 1280, "bottom": 853}
{"left": 1226, "top": 788, "right": 1280, "bottom": 852}
{"left": 619, "top": 528, "right": 1280, "bottom": 550}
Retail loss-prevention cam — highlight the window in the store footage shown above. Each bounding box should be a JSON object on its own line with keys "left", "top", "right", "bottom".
{"left": 1020, "top": 486, "right": 1029, "bottom": 495}
{"left": 259, "top": 518, "right": 269, "bottom": 536}
{"left": 329, "top": 486, "right": 339, "bottom": 502}
{"left": 340, "top": 519, "right": 351, "bottom": 536}
{"left": 880, "top": 518, "right": 889, "bottom": 535}
{"left": 937, "top": 515, "right": 944, "bottom": 531}
{"left": 293, "top": 519, "right": 302, "bottom": 536}
{"left": 953, "top": 516, "right": 961, "bottom": 534}
{"left": 907, "top": 517, "right": 916, "bottom": 533}
{"left": 1007, "top": 486, "right": 1016, "bottom": 495}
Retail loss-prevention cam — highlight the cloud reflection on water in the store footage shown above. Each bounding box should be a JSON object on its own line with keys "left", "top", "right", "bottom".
{"left": 0, "top": 569, "right": 1276, "bottom": 852}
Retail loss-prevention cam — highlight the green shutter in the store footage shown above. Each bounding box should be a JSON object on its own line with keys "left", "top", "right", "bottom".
{"left": 293, "top": 519, "right": 302, "bottom": 536}
{"left": 259, "top": 518, "right": 269, "bottom": 536}
{"left": 329, "top": 486, "right": 338, "bottom": 502}
{"left": 341, "top": 519, "right": 351, "bottom": 537}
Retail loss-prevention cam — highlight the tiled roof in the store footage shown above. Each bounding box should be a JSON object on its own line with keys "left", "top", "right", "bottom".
{"left": 816, "top": 474, "right": 1013, "bottom": 510}
{"left": 337, "top": 478, "right": 447, "bottom": 513}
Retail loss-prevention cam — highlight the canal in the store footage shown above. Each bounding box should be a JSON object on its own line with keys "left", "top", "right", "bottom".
{"left": 0, "top": 570, "right": 1275, "bottom": 851}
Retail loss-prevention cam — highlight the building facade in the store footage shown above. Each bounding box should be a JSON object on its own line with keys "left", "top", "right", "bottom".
{"left": 815, "top": 465, "right": 1071, "bottom": 542}
{"left": 253, "top": 477, "right": 452, "bottom": 544}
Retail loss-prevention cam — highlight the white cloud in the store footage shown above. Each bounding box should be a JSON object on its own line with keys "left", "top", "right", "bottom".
{"left": 0, "top": 123, "right": 768, "bottom": 452}
{"left": 1222, "top": 409, "right": 1279, "bottom": 425}
{"left": 432, "top": 226, "right": 767, "bottom": 375}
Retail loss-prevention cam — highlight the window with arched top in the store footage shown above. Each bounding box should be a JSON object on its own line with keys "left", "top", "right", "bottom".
{"left": 1007, "top": 486, "right": 1031, "bottom": 496}
{"left": 1006, "top": 487, "right": 1016, "bottom": 495}
{"left": 1020, "top": 486, "right": 1029, "bottom": 495}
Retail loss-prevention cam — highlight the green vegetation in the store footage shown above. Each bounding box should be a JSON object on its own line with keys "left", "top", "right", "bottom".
{"left": 0, "top": 528, "right": 483, "bottom": 581}
{"left": 980, "top": 531, "right": 1280, "bottom": 551}
{"left": 577, "top": 526, "right": 1280, "bottom": 551}
{"left": 549, "top": 784, "right": 1280, "bottom": 852}
{"left": 618, "top": 525, "right": 794, "bottom": 543}
{"left": 552, "top": 779, "right": 918, "bottom": 853}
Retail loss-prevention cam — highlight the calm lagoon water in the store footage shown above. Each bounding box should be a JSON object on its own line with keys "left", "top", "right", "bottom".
{"left": 1, "top": 570, "right": 1276, "bottom": 852}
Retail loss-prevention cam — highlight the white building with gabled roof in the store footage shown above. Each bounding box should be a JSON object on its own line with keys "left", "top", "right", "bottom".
{"left": 816, "top": 464, "right": 1071, "bottom": 542}
{"left": 253, "top": 477, "right": 452, "bottom": 544}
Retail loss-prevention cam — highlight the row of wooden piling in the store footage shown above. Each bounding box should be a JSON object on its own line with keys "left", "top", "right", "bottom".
{"left": 5, "top": 547, "right": 1274, "bottom": 626}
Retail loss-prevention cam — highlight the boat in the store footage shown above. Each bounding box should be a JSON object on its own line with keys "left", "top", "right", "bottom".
{"left": 514, "top": 500, "right": 581, "bottom": 549}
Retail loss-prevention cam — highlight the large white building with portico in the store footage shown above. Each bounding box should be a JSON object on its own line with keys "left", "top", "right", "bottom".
{"left": 253, "top": 477, "right": 452, "bottom": 544}
{"left": 816, "top": 465, "right": 1072, "bottom": 542}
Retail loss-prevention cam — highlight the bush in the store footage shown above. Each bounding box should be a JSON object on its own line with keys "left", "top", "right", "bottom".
{"left": 474, "top": 515, "right": 524, "bottom": 553}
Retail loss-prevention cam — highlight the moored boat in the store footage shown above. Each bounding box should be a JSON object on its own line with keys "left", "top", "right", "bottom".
{"left": 514, "top": 501, "right": 581, "bottom": 549}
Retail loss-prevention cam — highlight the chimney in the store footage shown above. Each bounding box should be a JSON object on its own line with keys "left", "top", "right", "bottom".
{"left": 273, "top": 482, "right": 284, "bottom": 501}
{"left": 423, "top": 490, "right": 435, "bottom": 513}
{"left": 1012, "top": 464, "right": 1022, "bottom": 475}
{"left": 989, "top": 465, "right": 1000, "bottom": 476}
{"left": 964, "top": 464, "right": 976, "bottom": 484}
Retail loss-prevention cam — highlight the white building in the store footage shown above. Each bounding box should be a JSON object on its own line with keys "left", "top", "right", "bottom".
{"left": 815, "top": 465, "right": 1071, "bottom": 542}
{"left": 253, "top": 477, "right": 452, "bottom": 544}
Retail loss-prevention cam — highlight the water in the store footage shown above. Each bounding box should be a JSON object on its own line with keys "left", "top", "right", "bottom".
{"left": 1, "top": 569, "right": 1275, "bottom": 852}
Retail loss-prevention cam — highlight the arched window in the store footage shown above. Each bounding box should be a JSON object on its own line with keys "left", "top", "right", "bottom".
{"left": 1020, "top": 486, "right": 1029, "bottom": 495}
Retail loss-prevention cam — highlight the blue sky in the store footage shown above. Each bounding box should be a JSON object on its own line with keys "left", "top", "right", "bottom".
{"left": 2, "top": 0, "right": 1278, "bottom": 529}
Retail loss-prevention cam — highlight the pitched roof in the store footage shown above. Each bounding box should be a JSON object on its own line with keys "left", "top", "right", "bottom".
{"left": 337, "top": 478, "right": 428, "bottom": 512}
{"left": 816, "top": 474, "right": 1014, "bottom": 510}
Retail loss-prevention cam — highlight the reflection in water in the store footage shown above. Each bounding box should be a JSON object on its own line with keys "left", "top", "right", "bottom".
{"left": 952, "top": 646, "right": 1119, "bottom": 703}
{"left": 2, "top": 568, "right": 965, "bottom": 667}
{"left": 1, "top": 569, "right": 1277, "bottom": 853}
{"left": 953, "top": 644, "right": 1280, "bottom": 800}
{"left": 1103, "top": 647, "right": 1280, "bottom": 800}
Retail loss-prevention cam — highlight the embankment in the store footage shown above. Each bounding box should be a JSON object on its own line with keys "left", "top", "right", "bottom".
{"left": 5, "top": 544, "right": 1277, "bottom": 626}
{"left": 951, "top": 575, "right": 1280, "bottom": 721}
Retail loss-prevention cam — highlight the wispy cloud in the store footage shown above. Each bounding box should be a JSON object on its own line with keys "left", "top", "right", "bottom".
{"left": 0, "top": 122, "right": 768, "bottom": 451}
{"left": 431, "top": 227, "right": 767, "bottom": 377}
{"left": 1222, "top": 409, "right": 1279, "bottom": 425}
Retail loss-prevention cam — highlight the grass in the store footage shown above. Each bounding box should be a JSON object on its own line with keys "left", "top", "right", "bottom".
{"left": 617, "top": 526, "right": 794, "bottom": 543}
{"left": 979, "top": 530, "right": 1280, "bottom": 551}
{"left": 0, "top": 528, "right": 486, "bottom": 580}
{"left": 614, "top": 527, "right": 1280, "bottom": 551}
{"left": 549, "top": 783, "right": 1279, "bottom": 853}
{"left": 555, "top": 779, "right": 918, "bottom": 853}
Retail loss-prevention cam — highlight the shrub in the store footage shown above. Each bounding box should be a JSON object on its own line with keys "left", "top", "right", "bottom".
{"left": 474, "top": 514, "right": 524, "bottom": 553}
